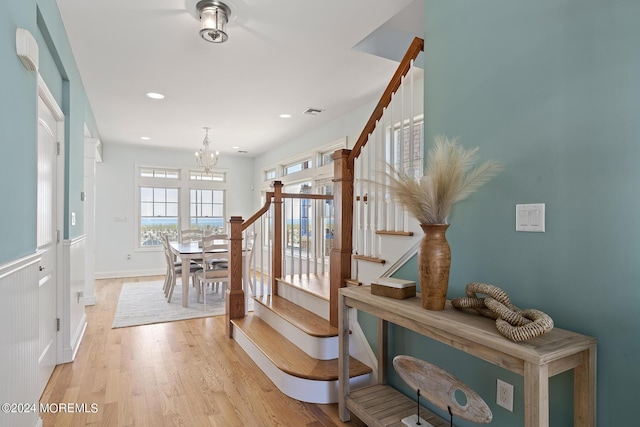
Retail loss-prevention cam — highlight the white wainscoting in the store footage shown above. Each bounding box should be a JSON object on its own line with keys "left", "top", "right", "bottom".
{"left": 60, "top": 235, "right": 87, "bottom": 363}
{"left": 0, "top": 253, "right": 41, "bottom": 427}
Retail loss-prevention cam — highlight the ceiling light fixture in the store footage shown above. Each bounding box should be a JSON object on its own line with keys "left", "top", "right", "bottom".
{"left": 196, "top": 0, "right": 231, "bottom": 43}
{"left": 140, "top": 136, "right": 151, "bottom": 140}
{"left": 195, "top": 127, "right": 220, "bottom": 172}
{"left": 279, "top": 114, "right": 292, "bottom": 119}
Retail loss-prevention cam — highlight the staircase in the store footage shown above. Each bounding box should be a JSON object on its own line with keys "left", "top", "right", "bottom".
{"left": 224, "top": 37, "right": 424, "bottom": 404}
{"left": 231, "top": 275, "right": 372, "bottom": 403}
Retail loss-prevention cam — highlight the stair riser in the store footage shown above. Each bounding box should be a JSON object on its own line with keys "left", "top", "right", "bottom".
{"left": 254, "top": 303, "right": 337, "bottom": 360}
{"left": 232, "top": 325, "right": 371, "bottom": 404}
{"left": 277, "top": 282, "right": 329, "bottom": 320}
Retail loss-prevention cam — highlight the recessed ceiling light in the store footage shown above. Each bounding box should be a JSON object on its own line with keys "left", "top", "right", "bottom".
{"left": 232, "top": 146, "right": 240, "bottom": 150}
{"left": 279, "top": 113, "right": 292, "bottom": 119}
{"left": 146, "top": 92, "right": 165, "bottom": 100}
{"left": 140, "top": 136, "right": 151, "bottom": 140}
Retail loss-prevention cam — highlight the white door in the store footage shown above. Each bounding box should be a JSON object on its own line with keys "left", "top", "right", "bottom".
{"left": 37, "top": 95, "right": 59, "bottom": 396}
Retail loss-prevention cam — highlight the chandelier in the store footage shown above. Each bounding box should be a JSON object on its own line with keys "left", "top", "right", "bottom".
{"left": 195, "top": 127, "right": 219, "bottom": 173}
{"left": 196, "top": 0, "right": 231, "bottom": 43}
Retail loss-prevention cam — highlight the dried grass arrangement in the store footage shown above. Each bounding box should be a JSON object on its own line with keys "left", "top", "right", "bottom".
{"left": 382, "top": 135, "right": 503, "bottom": 225}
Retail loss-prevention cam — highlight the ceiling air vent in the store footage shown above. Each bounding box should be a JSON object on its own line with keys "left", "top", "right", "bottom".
{"left": 303, "top": 107, "right": 324, "bottom": 115}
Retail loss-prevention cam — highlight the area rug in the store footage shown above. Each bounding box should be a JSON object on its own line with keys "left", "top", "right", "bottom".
{"left": 112, "top": 280, "right": 229, "bottom": 328}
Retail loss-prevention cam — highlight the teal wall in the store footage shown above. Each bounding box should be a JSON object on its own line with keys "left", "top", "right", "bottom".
{"left": 0, "top": 0, "right": 37, "bottom": 262}
{"left": 360, "top": 1, "right": 639, "bottom": 425}
{"left": 0, "top": 0, "right": 98, "bottom": 264}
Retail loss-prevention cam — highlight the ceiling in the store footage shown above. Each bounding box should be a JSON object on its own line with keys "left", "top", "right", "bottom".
{"left": 55, "top": 0, "right": 423, "bottom": 157}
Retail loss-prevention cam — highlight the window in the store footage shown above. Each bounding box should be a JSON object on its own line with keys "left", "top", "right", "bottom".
{"left": 393, "top": 117, "right": 424, "bottom": 178}
{"left": 283, "top": 159, "right": 312, "bottom": 176}
{"left": 189, "top": 169, "right": 226, "bottom": 182}
{"left": 190, "top": 189, "right": 225, "bottom": 234}
{"left": 283, "top": 182, "right": 312, "bottom": 250}
{"left": 262, "top": 138, "right": 345, "bottom": 187}
{"left": 137, "top": 165, "right": 227, "bottom": 248}
{"left": 318, "top": 149, "right": 335, "bottom": 167}
{"left": 139, "top": 167, "right": 180, "bottom": 179}
{"left": 264, "top": 168, "right": 276, "bottom": 180}
{"left": 140, "top": 187, "right": 179, "bottom": 246}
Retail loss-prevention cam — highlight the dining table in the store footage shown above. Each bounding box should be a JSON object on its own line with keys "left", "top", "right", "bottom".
{"left": 169, "top": 241, "right": 228, "bottom": 307}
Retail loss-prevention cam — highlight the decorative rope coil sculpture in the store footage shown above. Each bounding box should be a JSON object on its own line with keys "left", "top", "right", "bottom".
{"left": 451, "top": 282, "right": 554, "bottom": 342}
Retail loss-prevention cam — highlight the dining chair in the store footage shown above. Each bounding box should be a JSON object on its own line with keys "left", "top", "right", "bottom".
{"left": 204, "top": 233, "right": 230, "bottom": 272}
{"left": 179, "top": 228, "right": 203, "bottom": 244}
{"left": 163, "top": 233, "right": 200, "bottom": 302}
{"left": 160, "top": 233, "right": 175, "bottom": 296}
{"left": 393, "top": 355, "right": 492, "bottom": 425}
{"left": 195, "top": 234, "right": 230, "bottom": 308}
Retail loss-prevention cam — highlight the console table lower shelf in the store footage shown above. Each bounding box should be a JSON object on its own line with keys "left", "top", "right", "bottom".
{"left": 346, "top": 384, "right": 448, "bottom": 427}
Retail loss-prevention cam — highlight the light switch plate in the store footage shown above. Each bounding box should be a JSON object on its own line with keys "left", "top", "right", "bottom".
{"left": 515, "top": 203, "right": 545, "bottom": 232}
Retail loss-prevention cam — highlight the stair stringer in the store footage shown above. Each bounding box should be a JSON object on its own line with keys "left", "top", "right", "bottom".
{"left": 345, "top": 225, "right": 423, "bottom": 387}
{"left": 352, "top": 217, "right": 423, "bottom": 288}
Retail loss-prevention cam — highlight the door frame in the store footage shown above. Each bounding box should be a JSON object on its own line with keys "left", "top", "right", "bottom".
{"left": 37, "top": 74, "right": 65, "bottom": 363}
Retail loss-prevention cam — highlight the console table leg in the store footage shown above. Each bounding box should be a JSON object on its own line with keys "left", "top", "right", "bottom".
{"left": 524, "top": 362, "right": 549, "bottom": 427}
{"left": 574, "top": 347, "right": 597, "bottom": 426}
{"left": 338, "top": 293, "right": 350, "bottom": 422}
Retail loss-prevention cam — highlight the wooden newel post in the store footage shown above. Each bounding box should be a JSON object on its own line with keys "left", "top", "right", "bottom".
{"left": 330, "top": 149, "right": 354, "bottom": 327}
{"left": 226, "top": 215, "right": 245, "bottom": 338}
{"left": 272, "top": 181, "right": 283, "bottom": 296}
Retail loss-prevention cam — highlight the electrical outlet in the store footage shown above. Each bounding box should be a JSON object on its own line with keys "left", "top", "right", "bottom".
{"left": 497, "top": 379, "right": 514, "bottom": 411}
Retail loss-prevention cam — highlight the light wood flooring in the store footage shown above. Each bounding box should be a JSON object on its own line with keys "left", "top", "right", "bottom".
{"left": 40, "top": 276, "right": 365, "bottom": 427}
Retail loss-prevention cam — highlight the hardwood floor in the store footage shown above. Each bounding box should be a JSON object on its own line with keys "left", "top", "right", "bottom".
{"left": 40, "top": 276, "right": 365, "bottom": 427}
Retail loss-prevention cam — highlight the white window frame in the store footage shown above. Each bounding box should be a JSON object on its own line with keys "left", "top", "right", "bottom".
{"left": 135, "top": 164, "right": 227, "bottom": 251}
{"left": 259, "top": 137, "right": 344, "bottom": 253}
{"left": 261, "top": 137, "right": 346, "bottom": 191}
{"left": 189, "top": 187, "right": 226, "bottom": 234}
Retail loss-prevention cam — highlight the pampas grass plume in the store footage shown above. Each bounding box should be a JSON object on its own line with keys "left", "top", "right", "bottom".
{"left": 382, "top": 135, "right": 502, "bottom": 224}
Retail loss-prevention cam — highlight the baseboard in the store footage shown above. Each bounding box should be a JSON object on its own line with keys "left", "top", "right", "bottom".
{"left": 61, "top": 313, "right": 87, "bottom": 363}
{"left": 95, "top": 268, "right": 164, "bottom": 279}
{"left": 71, "top": 313, "right": 87, "bottom": 361}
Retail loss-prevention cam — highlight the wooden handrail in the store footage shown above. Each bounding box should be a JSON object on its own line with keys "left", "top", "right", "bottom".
{"left": 228, "top": 182, "right": 285, "bottom": 336}
{"left": 240, "top": 192, "right": 332, "bottom": 233}
{"left": 330, "top": 38, "right": 424, "bottom": 327}
{"left": 348, "top": 37, "right": 424, "bottom": 164}
{"left": 229, "top": 38, "right": 426, "bottom": 332}
{"left": 280, "top": 193, "right": 333, "bottom": 200}
{"left": 241, "top": 192, "right": 274, "bottom": 232}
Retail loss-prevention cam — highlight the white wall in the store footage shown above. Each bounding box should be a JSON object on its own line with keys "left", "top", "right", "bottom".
{"left": 95, "top": 143, "right": 255, "bottom": 278}
{"left": 95, "top": 78, "right": 422, "bottom": 278}
{"left": 251, "top": 99, "right": 377, "bottom": 209}
{"left": 251, "top": 74, "right": 424, "bottom": 209}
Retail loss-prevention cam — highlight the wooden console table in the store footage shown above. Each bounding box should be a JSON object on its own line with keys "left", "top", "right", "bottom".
{"left": 338, "top": 286, "right": 597, "bottom": 427}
